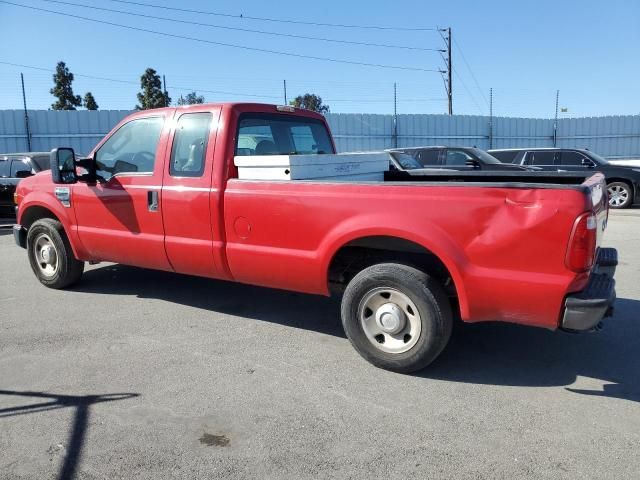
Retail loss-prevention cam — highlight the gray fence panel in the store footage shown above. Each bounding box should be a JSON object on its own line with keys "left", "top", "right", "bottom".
{"left": 1, "top": 110, "right": 639, "bottom": 159}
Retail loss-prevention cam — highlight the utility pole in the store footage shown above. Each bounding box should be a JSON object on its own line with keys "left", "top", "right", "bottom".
{"left": 162, "top": 74, "right": 168, "bottom": 107}
{"left": 283, "top": 79, "right": 287, "bottom": 104}
{"left": 438, "top": 27, "right": 453, "bottom": 115}
{"left": 553, "top": 89, "right": 559, "bottom": 147}
{"left": 488, "top": 87, "right": 493, "bottom": 149}
{"left": 447, "top": 27, "right": 452, "bottom": 116}
{"left": 393, "top": 82, "right": 398, "bottom": 148}
{"left": 21, "top": 73, "right": 32, "bottom": 152}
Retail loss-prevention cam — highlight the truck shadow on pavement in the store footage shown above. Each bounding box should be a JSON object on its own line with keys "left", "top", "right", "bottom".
{"left": 425, "top": 297, "right": 640, "bottom": 403}
{"left": 74, "top": 264, "right": 346, "bottom": 338}
{"left": 74, "top": 265, "right": 639, "bottom": 403}
{"left": 0, "top": 390, "right": 139, "bottom": 480}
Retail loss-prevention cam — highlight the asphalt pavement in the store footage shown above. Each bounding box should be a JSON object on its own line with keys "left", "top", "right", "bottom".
{"left": 1, "top": 210, "right": 639, "bottom": 479}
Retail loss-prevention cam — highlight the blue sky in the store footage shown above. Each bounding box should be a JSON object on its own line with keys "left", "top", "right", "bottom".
{"left": 0, "top": 0, "right": 638, "bottom": 117}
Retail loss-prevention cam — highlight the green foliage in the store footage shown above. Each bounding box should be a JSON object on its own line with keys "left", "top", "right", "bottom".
{"left": 83, "top": 92, "right": 99, "bottom": 110}
{"left": 177, "top": 92, "right": 205, "bottom": 105}
{"left": 50, "top": 61, "right": 82, "bottom": 110}
{"left": 136, "top": 68, "right": 171, "bottom": 110}
{"left": 290, "top": 93, "right": 329, "bottom": 114}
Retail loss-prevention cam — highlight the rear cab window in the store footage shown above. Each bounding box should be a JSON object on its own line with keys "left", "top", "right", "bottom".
{"left": 235, "top": 114, "right": 334, "bottom": 157}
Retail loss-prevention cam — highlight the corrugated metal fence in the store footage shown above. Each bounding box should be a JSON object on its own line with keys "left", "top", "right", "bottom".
{"left": 1, "top": 109, "right": 639, "bottom": 158}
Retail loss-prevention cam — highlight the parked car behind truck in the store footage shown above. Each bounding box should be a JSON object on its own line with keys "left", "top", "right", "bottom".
{"left": 0, "top": 152, "right": 50, "bottom": 218}
{"left": 489, "top": 147, "right": 640, "bottom": 208}
{"left": 13, "top": 103, "right": 617, "bottom": 372}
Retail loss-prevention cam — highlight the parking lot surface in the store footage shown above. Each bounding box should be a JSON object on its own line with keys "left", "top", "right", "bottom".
{"left": 1, "top": 210, "right": 639, "bottom": 480}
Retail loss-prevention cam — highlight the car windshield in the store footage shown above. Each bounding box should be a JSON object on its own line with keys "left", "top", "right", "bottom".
{"left": 390, "top": 152, "right": 423, "bottom": 170}
{"left": 470, "top": 148, "right": 502, "bottom": 164}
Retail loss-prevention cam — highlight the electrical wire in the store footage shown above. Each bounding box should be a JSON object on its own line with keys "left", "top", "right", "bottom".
{"left": 105, "top": 0, "right": 438, "bottom": 31}
{"left": 40, "top": 0, "right": 444, "bottom": 52}
{"left": 1, "top": 1, "right": 440, "bottom": 72}
{"left": 452, "top": 37, "right": 489, "bottom": 107}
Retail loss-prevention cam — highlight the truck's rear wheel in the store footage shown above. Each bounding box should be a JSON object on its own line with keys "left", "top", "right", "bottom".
{"left": 27, "top": 218, "right": 84, "bottom": 289}
{"left": 341, "top": 263, "right": 452, "bottom": 373}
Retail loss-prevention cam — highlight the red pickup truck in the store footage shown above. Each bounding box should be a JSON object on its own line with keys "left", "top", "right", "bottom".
{"left": 13, "top": 103, "right": 617, "bottom": 372}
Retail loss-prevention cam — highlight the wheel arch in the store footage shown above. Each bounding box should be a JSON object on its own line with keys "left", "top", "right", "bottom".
{"left": 325, "top": 233, "right": 467, "bottom": 319}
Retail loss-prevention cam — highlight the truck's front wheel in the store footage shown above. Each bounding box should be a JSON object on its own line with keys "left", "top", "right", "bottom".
{"left": 341, "top": 263, "right": 452, "bottom": 373}
{"left": 27, "top": 218, "right": 84, "bottom": 289}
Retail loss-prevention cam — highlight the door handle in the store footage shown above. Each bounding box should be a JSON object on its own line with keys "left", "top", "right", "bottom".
{"left": 147, "top": 190, "right": 159, "bottom": 212}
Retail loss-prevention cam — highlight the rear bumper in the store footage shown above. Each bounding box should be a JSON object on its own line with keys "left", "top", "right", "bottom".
{"left": 561, "top": 247, "right": 617, "bottom": 332}
{"left": 13, "top": 224, "right": 26, "bottom": 249}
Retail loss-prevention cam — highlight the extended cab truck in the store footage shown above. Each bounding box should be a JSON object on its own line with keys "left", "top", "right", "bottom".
{"left": 13, "top": 103, "right": 618, "bottom": 373}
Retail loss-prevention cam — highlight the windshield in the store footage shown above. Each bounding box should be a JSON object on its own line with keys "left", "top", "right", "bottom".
{"left": 390, "top": 152, "right": 423, "bottom": 170}
{"left": 235, "top": 114, "right": 334, "bottom": 156}
{"left": 470, "top": 148, "right": 502, "bottom": 164}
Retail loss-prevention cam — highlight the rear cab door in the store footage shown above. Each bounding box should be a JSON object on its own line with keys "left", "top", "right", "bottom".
{"left": 160, "top": 105, "right": 223, "bottom": 278}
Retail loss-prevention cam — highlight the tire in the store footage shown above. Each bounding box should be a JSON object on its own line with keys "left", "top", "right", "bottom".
{"left": 27, "top": 218, "right": 84, "bottom": 289}
{"left": 341, "top": 263, "right": 453, "bottom": 373}
{"left": 607, "top": 181, "right": 633, "bottom": 209}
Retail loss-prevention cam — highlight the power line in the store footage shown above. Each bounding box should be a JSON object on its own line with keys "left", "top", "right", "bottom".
{"left": 1, "top": 1, "right": 440, "bottom": 72}
{"left": 41, "top": 0, "right": 444, "bottom": 52}
{"left": 452, "top": 36, "right": 489, "bottom": 107}
{"left": 0, "top": 61, "right": 281, "bottom": 99}
{"left": 105, "top": 0, "right": 438, "bottom": 31}
{"left": 452, "top": 67, "right": 485, "bottom": 115}
{"left": 0, "top": 61, "right": 446, "bottom": 104}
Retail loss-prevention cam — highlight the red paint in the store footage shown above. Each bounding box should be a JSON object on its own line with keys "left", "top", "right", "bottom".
{"left": 16, "top": 103, "right": 609, "bottom": 330}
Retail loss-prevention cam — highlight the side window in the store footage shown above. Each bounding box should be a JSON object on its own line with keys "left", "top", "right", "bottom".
{"left": 445, "top": 149, "right": 473, "bottom": 166}
{"left": 11, "top": 160, "right": 33, "bottom": 177}
{"left": 95, "top": 117, "right": 164, "bottom": 181}
{"left": 559, "top": 151, "right": 587, "bottom": 166}
{"left": 415, "top": 149, "right": 441, "bottom": 166}
{"left": 530, "top": 151, "right": 556, "bottom": 165}
{"left": 0, "top": 159, "right": 9, "bottom": 177}
{"left": 170, "top": 113, "right": 212, "bottom": 177}
{"left": 490, "top": 151, "right": 518, "bottom": 163}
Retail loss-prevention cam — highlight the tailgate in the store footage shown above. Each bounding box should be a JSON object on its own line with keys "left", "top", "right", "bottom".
{"left": 582, "top": 172, "right": 609, "bottom": 251}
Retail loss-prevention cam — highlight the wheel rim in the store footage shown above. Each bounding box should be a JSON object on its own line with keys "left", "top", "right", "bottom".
{"left": 358, "top": 287, "right": 422, "bottom": 354}
{"left": 608, "top": 185, "right": 629, "bottom": 207}
{"left": 33, "top": 234, "right": 58, "bottom": 278}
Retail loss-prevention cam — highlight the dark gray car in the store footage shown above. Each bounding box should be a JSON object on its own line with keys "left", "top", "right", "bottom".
{"left": 489, "top": 148, "right": 640, "bottom": 208}
{"left": 387, "top": 146, "right": 529, "bottom": 173}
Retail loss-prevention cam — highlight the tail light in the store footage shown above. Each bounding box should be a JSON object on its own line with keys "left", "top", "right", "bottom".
{"left": 566, "top": 213, "right": 597, "bottom": 272}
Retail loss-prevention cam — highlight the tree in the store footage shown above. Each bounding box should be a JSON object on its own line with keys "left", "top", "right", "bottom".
{"left": 177, "top": 92, "right": 205, "bottom": 105}
{"left": 136, "top": 68, "right": 170, "bottom": 110}
{"left": 83, "top": 92, "right": 99, "bottom": 110}
{"left": 290, "top": 93, "right": 329, "bottom": 114}
{"left": 50, "top": 61, "right": 82, "bottom": 110}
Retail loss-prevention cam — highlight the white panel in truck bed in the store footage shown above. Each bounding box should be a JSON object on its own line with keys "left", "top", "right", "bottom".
{"left": 234, "top": 152, "right": 390, "bottom": 181}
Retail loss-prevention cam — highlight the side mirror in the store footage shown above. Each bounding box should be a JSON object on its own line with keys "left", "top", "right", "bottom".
{"left": 50, "top": 148, "right": 78, "bottom": 184}
{"left": 581, "top": 158, "right": 595, "bottom": 168}
{"left": 15, "top": 170, "right": 33, "bottom": 179}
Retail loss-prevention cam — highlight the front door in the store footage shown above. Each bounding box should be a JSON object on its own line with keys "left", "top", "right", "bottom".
{"left": 73, "top": 113, "right": 173, "bottom": 271}
{"left": 161, "top": 107, "right": 222, "bottom": 278}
